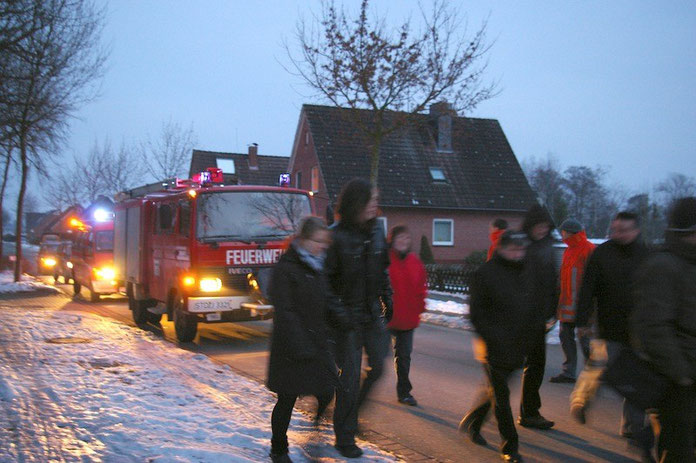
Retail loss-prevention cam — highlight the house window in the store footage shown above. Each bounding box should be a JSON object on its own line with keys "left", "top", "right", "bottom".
{"left": 305, "top": 131, "right": 310, "bottom": 145}
{"left": 376, "top": 216, "right": 387, "bottom": 236}
{"left": 295, "top": 171, "right": 302, "bottom": 189}
{"left": 433, "top": 219, "right": 453, "bottom": 246}
{"left": 311, "top": 166, "right": 320, "bottom": 192}
{"left": 429, "top": 167, "right": 446, "bottom": 181}
{"left": 216, "top": 158, "right": 236, "bottom": 174}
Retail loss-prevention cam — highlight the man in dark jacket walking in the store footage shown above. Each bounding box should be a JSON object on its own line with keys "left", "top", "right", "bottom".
{"left": 325, "top": 178, "right": 393, "bottom": 459}
{"left": 632, "top": 197, "right": 696, "bottom": 462}
{"left": 459, "top": 230, "right": 535, "bottom": 463}
{"left": 518, "top": 204, "right": 557, "bottom": 430}
{"left": 575, "top": 211, "right": 651, "bottom": 444}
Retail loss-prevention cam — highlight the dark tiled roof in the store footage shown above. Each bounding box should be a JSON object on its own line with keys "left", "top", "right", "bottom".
{"left": 302, "top": 104, "right": 537, "bottom": 211}
{"left": 189, "top": 150, "right": 290, "bottom": 187}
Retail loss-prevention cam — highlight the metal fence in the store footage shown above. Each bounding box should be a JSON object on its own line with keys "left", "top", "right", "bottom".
{"left": 425, "top": 263, "right": 478, "bottom": 294}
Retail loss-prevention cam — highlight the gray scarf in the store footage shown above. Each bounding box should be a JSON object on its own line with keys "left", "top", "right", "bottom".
{"left": 293, "top": 241, "right": 325, "bottom": 273}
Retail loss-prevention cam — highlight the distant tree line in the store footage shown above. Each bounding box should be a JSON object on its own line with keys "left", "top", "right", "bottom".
{"left": 523, "top": 155, "right": 696, "bottom": 243}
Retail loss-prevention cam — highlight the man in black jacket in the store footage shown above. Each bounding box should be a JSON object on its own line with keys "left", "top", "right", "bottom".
{"left": 325, "top": 178, "right": 393, "bottom": 459}
{"left": 632, "top": 197, "right": 696, "bottom": 462}
{"left": 460, "top": 230, "right": 535, "bottom": 463}
{"left": 576, "top": 211, "right": 650, "bottom": 444}
{"left": 518, "top": 204, "right": 557, "bottom": 430}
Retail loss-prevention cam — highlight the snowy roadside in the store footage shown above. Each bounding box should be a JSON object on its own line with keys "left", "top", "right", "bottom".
{"left": 0, "top": 304, "right": 398, "bottom": 462}
{"left": 0, "top": 270, "right": 60, "bottom": 294}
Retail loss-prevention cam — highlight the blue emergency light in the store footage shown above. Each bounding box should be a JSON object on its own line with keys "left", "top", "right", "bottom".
{"left": 93, "top": 208, "right": 113, "bottom": 222}
{"left": 279, "top": 173, "right": 291, "bottom": 187}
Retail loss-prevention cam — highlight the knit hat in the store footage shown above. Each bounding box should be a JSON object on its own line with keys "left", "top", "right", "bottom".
{"left": 560, "top": 218, "right": 583, "bottom": 234}
{"left": 667, "top": 197, "right": 696, "bottom": 232}
{"left": 522, "top": 204, "right": 555, "bottom": 235}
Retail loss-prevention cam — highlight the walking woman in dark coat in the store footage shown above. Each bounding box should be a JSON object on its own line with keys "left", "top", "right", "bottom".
{"left": 267, "top": 216, "right": 343, "bottom": 463}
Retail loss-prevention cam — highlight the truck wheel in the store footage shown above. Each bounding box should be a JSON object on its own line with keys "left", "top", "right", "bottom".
{"left": 130, "top": 295, "right": 150, "bottom": 325}
{"left": 53, "top": 272, "right": 59, "bottom": 284}
{"left": 73, "top": 280, "right": 81, "bottom": 296}
{"left": 90, "top": 290, "right": 100, "bottom": 302}
{"left": 172, "top": 294, "right": 197, "bottom": 342}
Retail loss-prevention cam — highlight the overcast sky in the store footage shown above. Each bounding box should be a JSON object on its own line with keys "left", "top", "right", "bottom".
{"left": 35, "top": 0, "right": 696, "bottom": 206}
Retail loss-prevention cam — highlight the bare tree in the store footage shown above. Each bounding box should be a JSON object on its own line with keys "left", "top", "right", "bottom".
{"left": 522, "top": 154, "right": 568, "bottom": 225}
{"left": 657, "top": 173, "right": 696, "bottom": 206}
{"left": 140, "top": 119, "right": 197, "bottom": 181}
{"left": 1, "top": 0, "right": 107, "bottom": 281}
{"left": 286, "top": 0, "right": 496, "bottom": 183}
{"left": 103, "top": 140, "right": 143, "bottom": 194}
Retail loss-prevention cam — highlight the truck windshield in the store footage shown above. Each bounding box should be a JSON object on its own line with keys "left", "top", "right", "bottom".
{"left": 95, "top": 231, "right": 114, "bottom": 252}
{"left": 196, "top": 191, "right": 312, "bottom": 241}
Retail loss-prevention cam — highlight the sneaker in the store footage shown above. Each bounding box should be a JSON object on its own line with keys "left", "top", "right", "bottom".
{"left": 398, "top": 395, "right": 418, "bottom": 406}
{"left": 334, "top": 444, "right": 363, "bottom": 458}
{"left": 458, "top": 415, "right": 488, "bottom": 446}
{"left": 517, "top": 414, "right": 555, "bottom": 429}
{"left": 270, "top": 451, "right": 293, "bottom": 463}
{"left": 549, "top": 374, "right": 576, "bottom": 383}
{"left": 500, "top": 452, "right": 524, "bottom": 462}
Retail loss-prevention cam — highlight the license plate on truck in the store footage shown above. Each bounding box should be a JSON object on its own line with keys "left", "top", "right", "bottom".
{"left": 188, "top": 296, "right": 249, "bottom": 313}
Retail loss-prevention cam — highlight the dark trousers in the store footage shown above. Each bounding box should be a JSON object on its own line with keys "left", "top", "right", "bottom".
{"left": 465, "top": 363, "right": 519, "bottom": 454}
{"left": 271, "top": 393, "right": 333, "bottom": 454}
{"left": 520, "top": 327, "right": 546, "bottom": 418}
{"left": 390, "top": 328, "right": 414, "bottom": 399}
{"left": 333, "top": 319, "right": 388, "bottom": 446}
{"left": 657, "top": 383, "right": 696, "bottom": 462}
{"left": 559, "top": 322, "right": 591, "bottom": 378}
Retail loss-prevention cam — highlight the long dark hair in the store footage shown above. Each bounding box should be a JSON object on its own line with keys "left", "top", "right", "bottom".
{"left": 335, "top": 178, "right": 375, "bottom": 229}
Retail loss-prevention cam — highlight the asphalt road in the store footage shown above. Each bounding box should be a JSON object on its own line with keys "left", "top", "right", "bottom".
{"left": 35, "top": 280, "right": 643, "bottom": 462}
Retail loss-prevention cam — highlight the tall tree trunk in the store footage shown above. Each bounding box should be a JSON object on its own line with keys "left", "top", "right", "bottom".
{"left": 0, "top": 148, "right": 12, "bottom": 265}
{"left": 14, "top": 135, "right": 28, "bottom": 282}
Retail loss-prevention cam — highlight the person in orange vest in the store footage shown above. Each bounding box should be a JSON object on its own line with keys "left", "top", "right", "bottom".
{"left": 487, "top": 218, "right": 508, "bottom": 261}
{"left": 550, "top": 219, "right": 595, "bottom": 383}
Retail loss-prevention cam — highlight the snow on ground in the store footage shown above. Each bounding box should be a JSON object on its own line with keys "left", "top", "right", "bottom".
{"left": 0, "top": 270, "right": 59, "bottom": 294}
{"left": 0, "top": 305, "right": 398, "bottom": 462}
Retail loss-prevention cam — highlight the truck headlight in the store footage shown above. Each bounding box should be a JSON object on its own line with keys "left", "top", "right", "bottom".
{"left": 42, "top": 257, "right": 57, "bottom": 267}
{"left": 94, "top": 267, "right": 115, "bottom": 280}
{"left": 199, "top": 277, "right": 222, "bottom": 292}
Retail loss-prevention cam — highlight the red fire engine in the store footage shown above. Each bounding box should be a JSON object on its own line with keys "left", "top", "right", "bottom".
{"left": 69, "top": 208, "right": 118, "bottom": 302}
{"left": 114, "top": 168, "right": 314, "bottom": 342}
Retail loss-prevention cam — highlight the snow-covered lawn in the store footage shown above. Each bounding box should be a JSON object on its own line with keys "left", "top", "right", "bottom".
{"left": 0, "top": 305, "right": 398, "bottom": 462}
{"left": 0, "top": 270, "right": 59, "bottom": 294}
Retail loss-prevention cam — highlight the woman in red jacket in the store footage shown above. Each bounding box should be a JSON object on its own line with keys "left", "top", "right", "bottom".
{"left": 387, "top": 225, "right": 428, "bottom": 406}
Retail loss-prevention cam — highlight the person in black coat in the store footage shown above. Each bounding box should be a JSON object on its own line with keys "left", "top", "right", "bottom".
{"left": 459, "top": 230, "right": 535, "bottom": 463}
{"left": 267, "top": 216, "right": 344, "bottom": 463}
{"left": 575, "top": 211, "right": 652, "bottom": 449}
{"left": 326, "top": 178, "right": 393, "bottom": 459}
{"left": 518, "top": 204, "right": 557, "bottom": 430}
{"left": 632, "top": 197, "right": 696, "bottom": 462}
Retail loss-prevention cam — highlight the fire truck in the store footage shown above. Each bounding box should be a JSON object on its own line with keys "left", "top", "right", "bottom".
{"left": 69, "top": 208, "right": 118, "bottom": 302}
{"left": 114, "top": 169, "right": 314, "bottom": 342}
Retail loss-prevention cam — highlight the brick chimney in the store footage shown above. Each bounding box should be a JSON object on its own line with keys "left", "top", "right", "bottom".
{"left": 430, "top": 102, "right": 456, "bottom": 152}
{"left": 248, "top": 143, "right": 259, "bottom": 170}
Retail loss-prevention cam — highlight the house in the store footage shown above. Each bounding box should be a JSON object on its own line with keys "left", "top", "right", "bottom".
{"left": 288, "top": 103, "right": 539, "bottom": 263}
{"left": 26, "top": 205, "right": 85, "bottom": 244}
{"left": 189, "top": 145, "right": 289, "bottom": 186}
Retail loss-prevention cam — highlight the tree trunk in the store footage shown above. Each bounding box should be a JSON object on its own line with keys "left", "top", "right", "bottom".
{"left": 0, "top": 149, "right": 12, "bottom": 265}
{"left": 14, "top": 135, "right": 28, "bottom": 282}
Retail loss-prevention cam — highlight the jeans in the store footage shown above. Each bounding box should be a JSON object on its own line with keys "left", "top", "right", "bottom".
{"left": 605, "top": 341, "right": 654, "bottom": 451}
{"left": 559, "top": 322, "right": 591, "bottom": 378}
{"left": 390, "top": 328, "right": 415, "bottom": 399}
{"left": 465, "top": 363, "right": 519, "bottom": 454}
{"left": 333, "top": 318, "right": 388, "bottom": 446}
{"left": 521, "top": 327, "right": 546, "bottom": 418}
